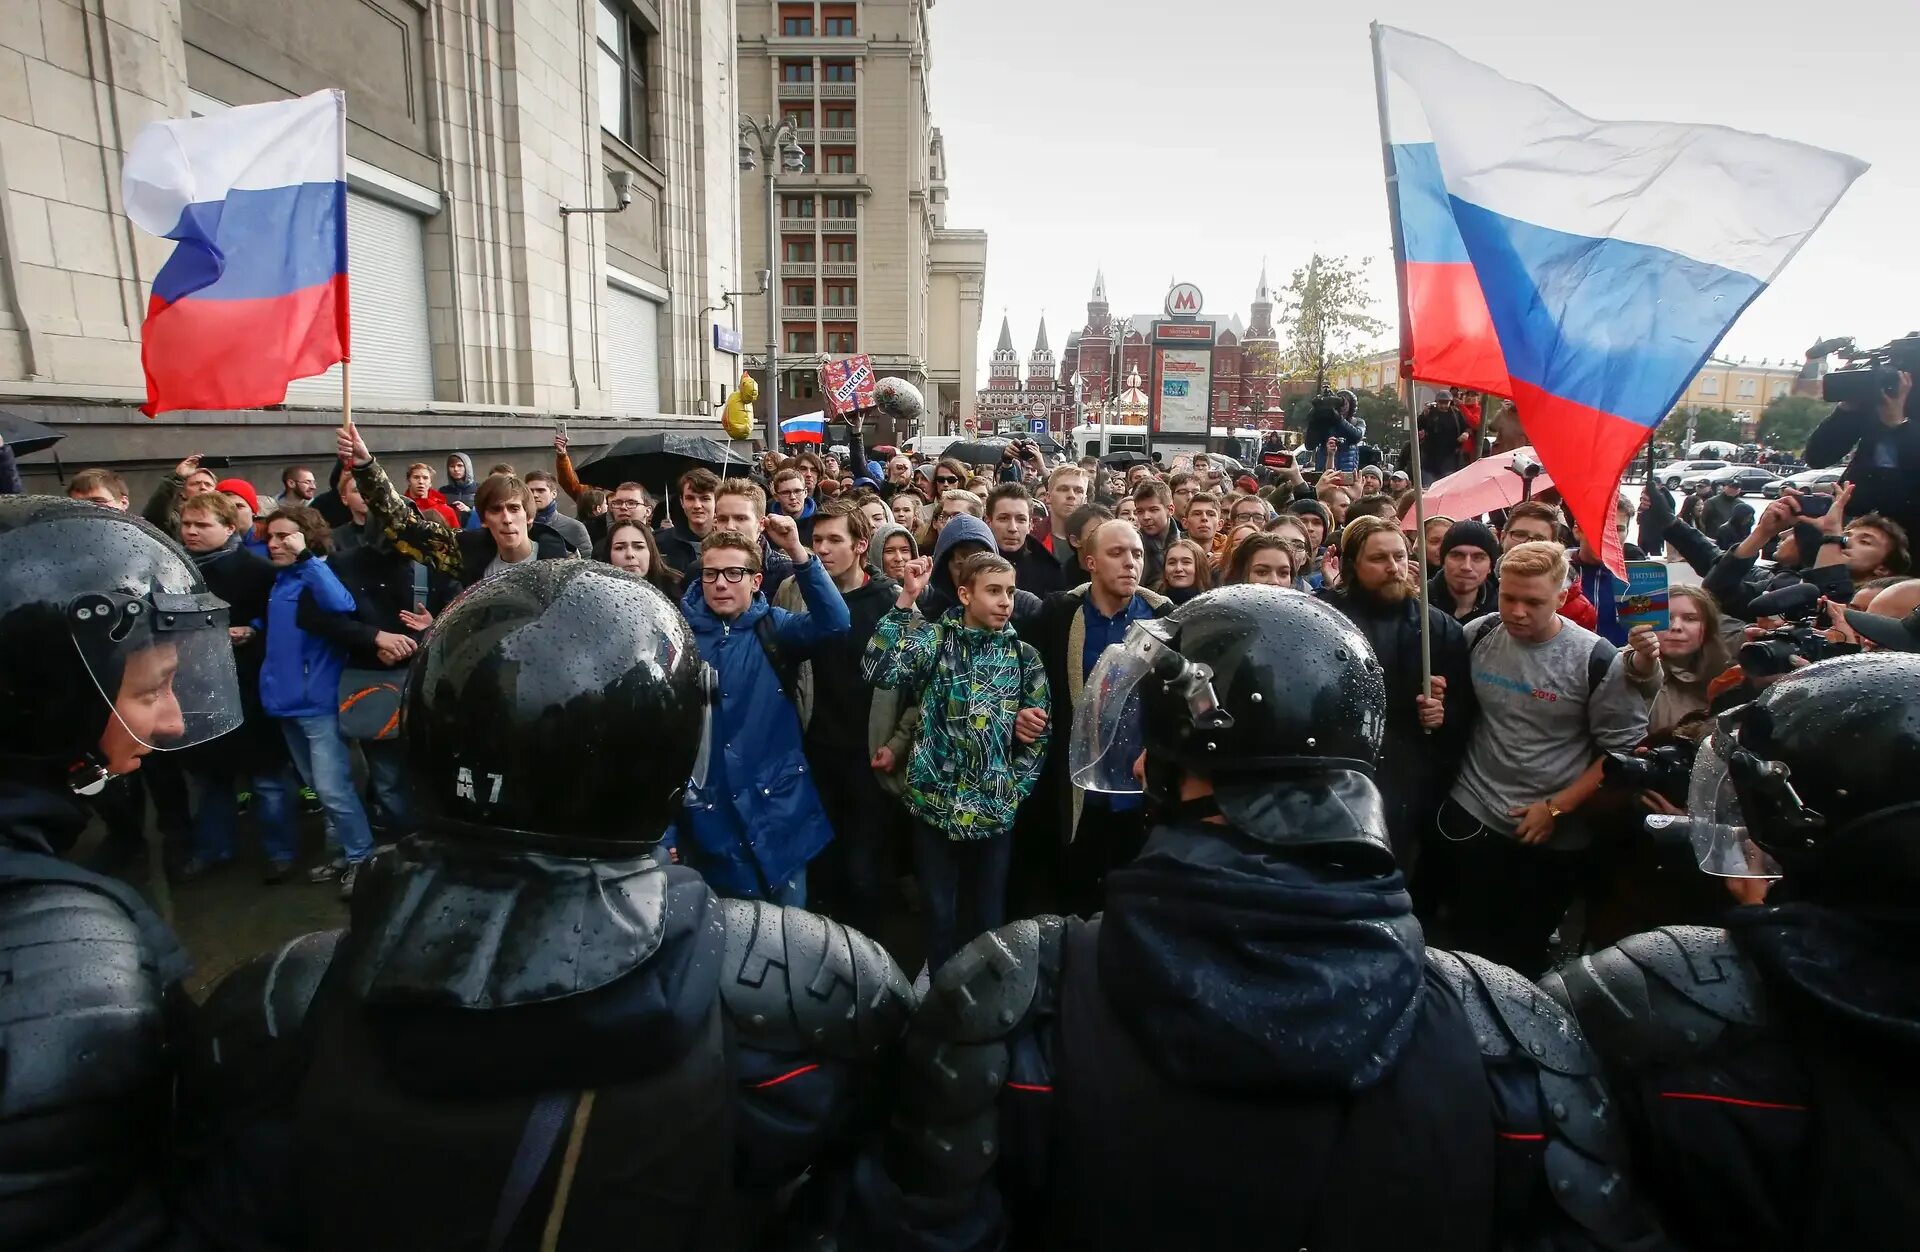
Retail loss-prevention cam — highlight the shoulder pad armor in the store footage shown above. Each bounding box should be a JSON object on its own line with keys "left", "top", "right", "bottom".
{"left": 0, "top": 883, "right": 165, "bottom": 1118}
{"left": 1433, "top": 948, "right": 1666, "bottom": 1250}
{"left": 717, "top": 898, "right": 911, "bottom": 1061}
{"left": 884, "top": 916, "right": 1069, "bottom": 1200}
{"left": 1542, "top": 925, "right": 1763, "bottom": 1069}
{"left": 1429, "top": 947, "right": 1594, "bottom": 1076}
{"left": 193, "top": 930, "right": 342, "bottom": 1071}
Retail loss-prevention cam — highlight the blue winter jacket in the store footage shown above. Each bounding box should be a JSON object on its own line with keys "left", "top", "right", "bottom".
{"left": 678, "top": 554, "right": 851, "bottom": 897}
{"left": 259, "top": 554, "right": 358, "bottom": 720}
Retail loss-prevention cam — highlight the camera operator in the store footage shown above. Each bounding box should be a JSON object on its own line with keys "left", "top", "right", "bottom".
{"left": 1301, "top": 387, "right": 1363, "bottom": 473}
{"left": 1416, "top": 389, "right": 1470, "bottom": 485}
{"left": 1650, "top": 485, "right": 1895, "bottom": 622}
{"left": 1806, "top": 357, "right": 1920, "bottom": 542}
{"left": 999, "top": 438, "right": 1048, "bottom": 487}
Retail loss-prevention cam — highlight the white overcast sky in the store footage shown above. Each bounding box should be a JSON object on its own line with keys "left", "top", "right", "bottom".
{"left": 926, "top": 0, "right": 1919, "bottom": 376}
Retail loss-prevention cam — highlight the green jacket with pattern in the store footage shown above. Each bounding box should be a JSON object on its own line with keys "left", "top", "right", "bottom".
{"left": 863, "top": 606, "right": 1050, "bottom": 840}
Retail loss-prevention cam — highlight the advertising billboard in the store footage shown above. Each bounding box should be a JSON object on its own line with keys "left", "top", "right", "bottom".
{"left": 1156, "top": 347, "right": 1212, "bottom": 435}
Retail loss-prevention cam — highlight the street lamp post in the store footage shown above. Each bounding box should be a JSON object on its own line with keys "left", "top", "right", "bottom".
{"left": 739, "top": 116, "right": 808, "bottom": 452}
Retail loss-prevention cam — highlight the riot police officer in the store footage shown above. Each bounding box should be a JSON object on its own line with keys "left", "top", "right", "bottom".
{"left": 0, "top": 496, "right": 243, "bottom": 1247}
{"left": 1546, "top": 652, "right": 1920, "bottom": 1251}
{"left": 858, "top": 587, "right": 1666, "bottom": 1250}
{"left": 181, "top": 561, "right": 913, "bottom": 1250}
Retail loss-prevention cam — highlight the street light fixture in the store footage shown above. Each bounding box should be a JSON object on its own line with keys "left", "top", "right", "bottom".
{"left": 740, "top": 114, "right": 809, "bottom": 450}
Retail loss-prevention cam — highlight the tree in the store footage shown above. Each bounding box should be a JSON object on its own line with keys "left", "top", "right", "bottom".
{"left": 1756, "top": 394, "right": 1833, "bottom": 455}
{"left": 1655, "top": 406, "right": 1746, "bottom": 450}
{"left": 1354, "top": 386, "right": 1411, "bottom": 447}
{"left": 1276, "top": 253, "right": 1388, "bottom": 388}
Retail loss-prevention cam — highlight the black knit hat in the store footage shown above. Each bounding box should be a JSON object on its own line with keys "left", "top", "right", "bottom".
{"left": 1439, "top": 517, "right": 1500, "bottom": 562}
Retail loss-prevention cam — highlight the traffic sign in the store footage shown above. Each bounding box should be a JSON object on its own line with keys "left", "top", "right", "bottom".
{"left": 1028, "top": 419, "right": 1047, "bottom": 434}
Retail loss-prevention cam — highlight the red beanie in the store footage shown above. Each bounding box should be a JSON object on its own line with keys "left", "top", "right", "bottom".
{"left": 215, "top": 478, "right": 260, "bottom": 516}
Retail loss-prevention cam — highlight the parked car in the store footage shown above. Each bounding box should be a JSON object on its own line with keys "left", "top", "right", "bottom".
{"left": 1765, "top": 466, "right": 1845, "bottom": 498}
{"left": 1654, "top": 459, "right": 1729, "bottom": 489}
{"left": 1703, "top": 464, "right": 1782, "bottom": 496}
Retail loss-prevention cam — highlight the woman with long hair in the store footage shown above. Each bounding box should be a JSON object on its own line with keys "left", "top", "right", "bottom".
{"left": 1224, "top": 533, "right": 1299, "bottom": 587}
{"left": 597, "top": 517, "right": 682, "bottom": 596}
{"left": 1647, "top": 584, "right": 1731, "bottom": 738}
{"left": 1153, "top": 538, "right": 1214, "bottom": 605}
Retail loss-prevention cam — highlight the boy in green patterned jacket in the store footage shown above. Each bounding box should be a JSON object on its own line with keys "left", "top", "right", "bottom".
{"left": 865, "top": 551, "right": 1050, "bottom": 972}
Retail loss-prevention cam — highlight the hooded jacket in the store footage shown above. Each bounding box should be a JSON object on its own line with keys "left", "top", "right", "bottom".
{"left": 863, "top": 605, "right": 1050, "bottom": 839}
{"left": 259, "top": 552, "right": 358, "bottom": 720}
{"left": 915, "top": 513, "right": 1043, "bottom": 622}
{"left": 678, "top": 555, "right": 850, "bottom": 896}
{"left": 438, "top": 453, "right": 477, "bottom": 518}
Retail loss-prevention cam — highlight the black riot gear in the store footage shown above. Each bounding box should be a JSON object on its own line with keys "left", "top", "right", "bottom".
{"left": 0, "top": 497, "right": 204, "bottom": 1249}
{"left": 861, "top": 587, "right": 1665, "bottom": 1250}
{"left": 181, "top": 561, "right": 912, "bottom": 1252}
{"left": 404, "top": 560, "right": 708, "bottom": 853}
{"left": 0, "top": 495, "right": 240, "bottom": 790}
{"left": 1713, "top": 651, "right": 1920, "bottom": 885}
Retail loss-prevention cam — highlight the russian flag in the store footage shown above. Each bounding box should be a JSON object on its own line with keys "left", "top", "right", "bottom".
{"left": 1373, "top": 26, "right": 1865, "bottom": 575}
{"left": 122, "top": 90, "right": 349, "bottom": 416}
{"left": 780, "top": 413, "right": 827, "bottom": 445}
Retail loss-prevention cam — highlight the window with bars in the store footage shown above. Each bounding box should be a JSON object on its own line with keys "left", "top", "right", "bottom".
{"left": 596, "top": 0, "right": 651, "bottom": 153}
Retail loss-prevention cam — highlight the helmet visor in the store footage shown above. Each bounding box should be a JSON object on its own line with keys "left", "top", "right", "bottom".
{"left": 1069, "top": 623, "right": 1169, "bottom": 795}
{"left": 1683, "top": 727, "right": 1782, "bottom": 879}
{"left": 68, "top": 590, "right": 242, "bottom": 751}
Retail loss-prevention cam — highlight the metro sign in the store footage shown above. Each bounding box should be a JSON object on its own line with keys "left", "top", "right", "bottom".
{"left": 1164, "top": 282, "right": 1204, "bottom": 318}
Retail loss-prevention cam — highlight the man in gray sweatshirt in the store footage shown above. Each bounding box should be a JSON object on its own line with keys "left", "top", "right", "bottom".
{"left": 1423, "top": 540, "right": 1662, "bottom": 976}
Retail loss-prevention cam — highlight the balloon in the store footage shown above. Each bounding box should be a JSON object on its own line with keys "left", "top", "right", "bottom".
{"left": 721, "top": 373, "right": 757, "bottom": 440}
{"left": 871, "top": 376, "right": 924, "bottom": 422}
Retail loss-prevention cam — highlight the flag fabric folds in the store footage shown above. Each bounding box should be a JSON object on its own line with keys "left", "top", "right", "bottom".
{"left": 123, "top": 89, "right": 349, "bottom": 416}
{"left": 1373, "top": 25, "right": 1866, "bottom": 576}
{"left": 780, "top": 414, "right": 827, "bottom": 445}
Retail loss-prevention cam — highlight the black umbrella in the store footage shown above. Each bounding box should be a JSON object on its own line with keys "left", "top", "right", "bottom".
{"left": 574, "top": 432, "right": 753, "bottom": 492}
{"left": 0, "top": 410, "right": 66, "bottom": 457}
{"left": 942, "top": 438, "right": 1013, "bottom": 466}
{"left": 1098, "top": 449, "right": 1150, "bottom": 468}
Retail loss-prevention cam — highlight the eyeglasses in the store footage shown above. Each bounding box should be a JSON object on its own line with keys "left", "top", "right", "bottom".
{"left": 934, "top": 475, "right": 960, "bottom": 486}
{"left": 700, "top": 566, "right": 753, "bottom": 584}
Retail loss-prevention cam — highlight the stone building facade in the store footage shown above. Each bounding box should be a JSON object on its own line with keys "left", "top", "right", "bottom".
{"left": 0, "top": 0, "right": 744, "bottom": 494}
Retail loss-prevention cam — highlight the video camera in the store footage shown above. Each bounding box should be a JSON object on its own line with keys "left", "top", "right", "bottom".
{"left": 1601, "top": 741, "right": 1697, "bottom": 807}
{"left": 1734, "top": 581, "right": 1861, "bottom": 675}
{"left": 1821, "top": 332, "right": 1920, "bottom": 406}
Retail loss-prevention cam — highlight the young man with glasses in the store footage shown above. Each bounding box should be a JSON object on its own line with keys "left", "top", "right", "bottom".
{"left": 678, "top": 513, "right": 850, "bottom": 908}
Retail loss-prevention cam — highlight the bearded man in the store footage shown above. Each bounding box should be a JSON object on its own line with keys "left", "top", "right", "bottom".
{"left": 1319, "top": 515, "right": 1475, "bottom": 874}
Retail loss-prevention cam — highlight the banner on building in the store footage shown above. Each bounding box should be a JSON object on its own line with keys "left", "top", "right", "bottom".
{"left": 820, "top": 354, "right": 876, "bottom": 415}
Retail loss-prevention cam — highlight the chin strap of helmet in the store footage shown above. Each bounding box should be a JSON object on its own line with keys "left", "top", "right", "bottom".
{"left": 66, "top": 752, "right": 111, "bottom": 797}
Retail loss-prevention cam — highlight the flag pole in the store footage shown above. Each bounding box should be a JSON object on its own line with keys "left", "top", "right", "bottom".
{"left": 1371, "top": 22, "right": 1434, "bottom": 705}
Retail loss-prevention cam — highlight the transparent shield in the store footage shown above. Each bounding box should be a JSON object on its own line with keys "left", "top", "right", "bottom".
{"left": 1069, "top": 622, "right": 1176, "bottom": 795}
{"left": 68, "top": 590, "right": 242, "bottom": 751}
{"left": 1685, "top": 731, "right": 1783, "bottom": 879}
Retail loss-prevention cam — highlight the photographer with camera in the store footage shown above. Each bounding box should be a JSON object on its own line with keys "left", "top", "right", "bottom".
{"left": 1302, "top": 386, "right": 1363, "bottom": 474}
{"left": 1652, "top": 485, "right": 1876, "bottom": 623}
{"left": 1806, "top": 335, "right": 1920, "bottom": 543}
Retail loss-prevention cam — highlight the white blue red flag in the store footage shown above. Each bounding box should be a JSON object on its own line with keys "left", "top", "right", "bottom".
{"left": 781, "top": 413, "right": 827, "bottom": 444}
{"left": 1372, "top": 25, "right": 1865, "bottom": 575}
{"left": 820, "top": 353, "right": 876, "bottom": 416}
{"left": 122, "top": 89, "right": 349, "bottom": 416}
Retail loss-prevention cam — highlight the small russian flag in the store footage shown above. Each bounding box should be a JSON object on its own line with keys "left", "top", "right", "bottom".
{"left": 780, "top": 413, "right": 826, "bottom": 444}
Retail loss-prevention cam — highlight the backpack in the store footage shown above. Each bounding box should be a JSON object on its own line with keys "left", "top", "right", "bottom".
{"left": 1468, "top": 616, "right": 1616, "bottom": 696}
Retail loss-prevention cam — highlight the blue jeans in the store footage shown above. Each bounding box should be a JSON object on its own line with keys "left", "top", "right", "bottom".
{"left": 185, "top": 763, "right": 300, "bottom": 865}
{"left": 913, "top": 823, "right": 1012, "bottom": 974}
{"left": 360, "top": 738, "right": 415, "bottom": 837}
{"left": 279, "top": 715, "right": 375, "bottom": 863}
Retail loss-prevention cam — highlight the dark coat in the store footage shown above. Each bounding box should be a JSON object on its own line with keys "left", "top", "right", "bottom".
{"left": 1004, "top": 533, "right": 1067, "bottom": 597}
{"left": 183, "top": 539, "right": 281, "bottom": 772}
{"left": 1805, "top": 400, "right": 1920, "bottom": 546}
{"left": 453, "top": 523, "right": 573, "bottom": 588}
{"left": 312, "top": 535, "right": 462, "bottom": 669}
{"left": 1317, "top": 585, "right": 1475, "bottom": 861}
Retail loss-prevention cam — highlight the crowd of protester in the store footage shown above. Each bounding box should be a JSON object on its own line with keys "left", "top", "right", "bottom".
{"left": 11, "top": 372, "right": 1915, "bottom": 986}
